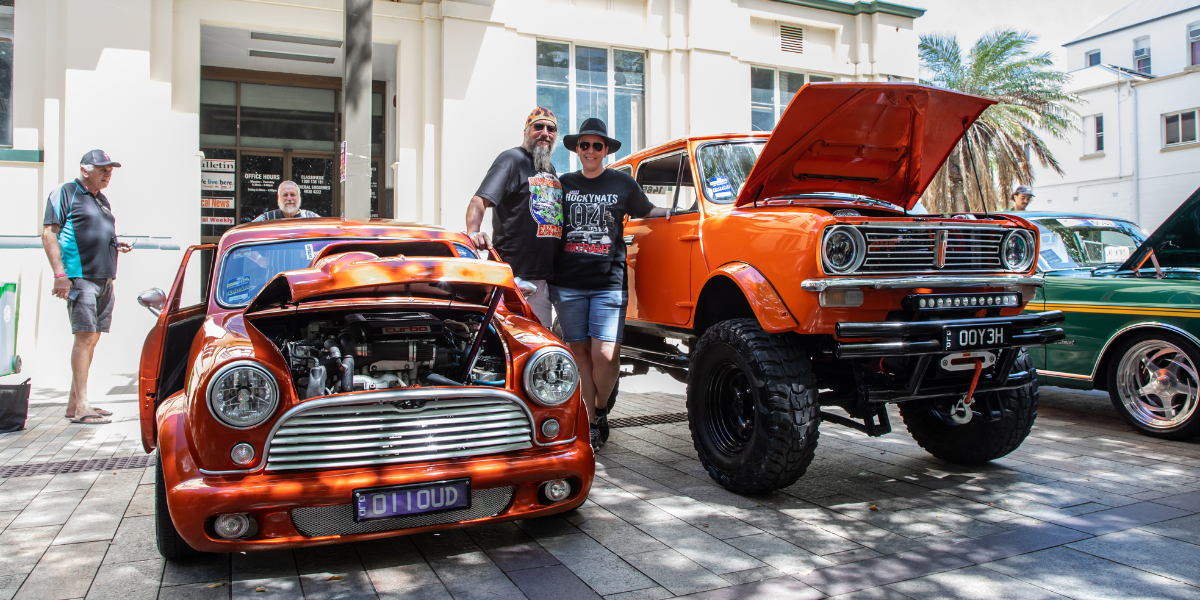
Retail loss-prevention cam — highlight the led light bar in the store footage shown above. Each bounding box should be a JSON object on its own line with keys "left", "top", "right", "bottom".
{"left": 903, "top": 293, "right": 1021, "bottom": 311}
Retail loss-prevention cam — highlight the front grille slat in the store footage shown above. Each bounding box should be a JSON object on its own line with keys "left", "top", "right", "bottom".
{"left": 854, "top": 226, "right": 1008, "bottom": 273}
{"left": 266, "top": 395, "right": 534, "bottom": 472}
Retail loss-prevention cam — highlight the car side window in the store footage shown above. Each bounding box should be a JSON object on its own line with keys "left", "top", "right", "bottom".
{"left": 635, "top": 153, "right": 682, "bottom": 213}
{"left": 675, "top": 154, "right": 699, "bottom": 214}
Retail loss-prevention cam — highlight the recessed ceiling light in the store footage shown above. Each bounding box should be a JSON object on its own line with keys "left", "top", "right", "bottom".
{"left": 248, "top": 49, "right": 336, "bottom": 64}
{"left": 250, "top": 31, "right": 342, "bottom": 48}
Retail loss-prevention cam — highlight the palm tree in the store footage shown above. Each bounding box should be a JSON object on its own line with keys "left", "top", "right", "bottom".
{"left": 918, "top": 29, "right": 1078, "bottom": 213}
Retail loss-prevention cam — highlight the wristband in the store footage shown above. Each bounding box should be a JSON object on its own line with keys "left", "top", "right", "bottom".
{"left": 54, "top": 273, "right": 68, "bottom": 279}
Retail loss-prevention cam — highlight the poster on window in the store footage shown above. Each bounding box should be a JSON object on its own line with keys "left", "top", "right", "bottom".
{"left": 201, "top": 216, "right": 235, "bottom": 225}
{"left": 201, "top": 172, "right": 236, "bottom": 191}
{"left": 201, "top": 159, "right": 235, "bottom": 173}
{"left": 201, "top": 197, "right": 234, "bottom": 209}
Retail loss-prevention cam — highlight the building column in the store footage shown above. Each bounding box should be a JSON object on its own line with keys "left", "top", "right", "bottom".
{"left": 342, "top": 0, "right": 373, "bottom": 219}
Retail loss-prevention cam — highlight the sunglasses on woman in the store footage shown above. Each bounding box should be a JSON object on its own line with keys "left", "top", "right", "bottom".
{"left": 577, "top": 141, "right": 606, "bottom": 151}
{"left": 532, "top": 123, "right": 557, "bottom": 133}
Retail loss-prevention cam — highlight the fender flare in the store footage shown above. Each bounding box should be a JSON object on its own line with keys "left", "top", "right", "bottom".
{"left": 700, "top": 263, "right": 798, "bottom": 333}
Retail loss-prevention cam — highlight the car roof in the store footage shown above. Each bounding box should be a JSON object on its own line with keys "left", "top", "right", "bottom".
{"left": 217, "top": 218, "right": 462, "bottom": 253}
{"left": 994, "top": 211, "right": 1138, "bottom": 222}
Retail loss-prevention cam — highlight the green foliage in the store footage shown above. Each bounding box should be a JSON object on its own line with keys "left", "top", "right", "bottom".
{"left": 918, "top": 29, "right": 1079, "bottom": 212}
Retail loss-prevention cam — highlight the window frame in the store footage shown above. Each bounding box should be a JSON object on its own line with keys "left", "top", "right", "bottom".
{"left": 1084, "top": 114, "right": 1105, "bottom": 154}
{"left": 1188, "top": 21, "right": 1200, "bottom": 67}
{"left": 534, "top": 40, "right": 646, "bottom": 173}
{"left": 1085, "top": 50, "right": 1101, "bottom": 67}
{"left": 749, "top": 66, "right": 834, "bottom": 131}
{"left": 1134, "top": 36, "right": 1151, "bottom": 75}
{"left": 0, "top": 2, "right": 13, "bottom": 149}
{"left": 1163, "top": 108, "right": 1199, "bottom": 148}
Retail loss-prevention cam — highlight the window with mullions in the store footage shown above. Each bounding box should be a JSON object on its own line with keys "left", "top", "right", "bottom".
{"left": 750, "top": 67, "right": 832, "bottom": 131}
{"left": 536, "top": 41, "right": 645, "bottom": 173}
{"left": 0, "top": 1, "right": 13, "bottom": 148}
{"left": 1164, "top": 109, "right": 1198, "bottom": 147}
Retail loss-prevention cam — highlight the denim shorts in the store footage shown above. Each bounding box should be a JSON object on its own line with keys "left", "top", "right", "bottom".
{"left": 68, "top": 278, "right": 114, "bottom": 333}
{"left": 549, "top": 286, "right": 628, "bottom": 343}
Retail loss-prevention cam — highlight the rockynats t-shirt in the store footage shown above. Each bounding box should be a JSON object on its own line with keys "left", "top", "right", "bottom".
{"left": 474, "top": 147, "right": 562, "bottom": 280}
{"left": 554, "top": 169, "right": 655, "bottom": 291}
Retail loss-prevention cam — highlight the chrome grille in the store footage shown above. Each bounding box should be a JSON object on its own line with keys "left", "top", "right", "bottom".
{"left": 266, "top": 395, "right": 533, "bottom": 472}
{"left": 858, "top": 226, "right": 1005, "bottom": 273}
{"left": 291, "top": 486, "right": 514, "bottom": 537}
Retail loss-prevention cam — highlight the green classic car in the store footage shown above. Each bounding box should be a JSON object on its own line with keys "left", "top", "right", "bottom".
{"left": 1012, "top": 190, "right": 1200, "bottom": 439}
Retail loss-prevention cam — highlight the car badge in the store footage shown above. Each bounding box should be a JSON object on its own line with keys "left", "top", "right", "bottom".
{"left": 934, "top": 230, "right": 948, "bottom": 269}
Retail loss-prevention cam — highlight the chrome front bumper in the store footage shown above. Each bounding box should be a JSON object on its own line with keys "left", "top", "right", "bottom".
{"left": 800, "top": 275, "right": 1045, "bottom": 292}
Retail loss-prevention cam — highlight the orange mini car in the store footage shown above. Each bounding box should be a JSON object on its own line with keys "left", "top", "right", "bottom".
{"left": 135, "top": 220, "right": 593, "bottom": 558}
{"left": 611, "top": 83, "right": 1065, "bottom": 493}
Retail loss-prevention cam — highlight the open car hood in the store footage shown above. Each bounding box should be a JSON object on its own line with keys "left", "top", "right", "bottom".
{"left": 734, "top": 83, "right": 996, "bottom": 210}
{"left": 1119, "top": 185, "right": 1200, "bottom": 272}
{"left": 244, "top": 252, "right": 520, "bottom": 314}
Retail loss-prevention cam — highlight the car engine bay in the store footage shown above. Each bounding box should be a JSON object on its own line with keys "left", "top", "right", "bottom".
{"left": 251, "top": 309, "right": 508, "bottom": 399}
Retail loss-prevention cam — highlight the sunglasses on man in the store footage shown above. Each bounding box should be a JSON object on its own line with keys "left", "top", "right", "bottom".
{"left": 532, "top": 122, "right": 557, "bottom": 133}
{"left": 577, "top": 141, "right": 605, "bottom": 151}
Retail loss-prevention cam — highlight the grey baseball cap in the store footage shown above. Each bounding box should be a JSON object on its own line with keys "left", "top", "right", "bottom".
{"left": 1014, "top": 185, "right": 1034, "bottom": 196}
{"left": 80, "top": 149, "right": 121, "bottom": 167}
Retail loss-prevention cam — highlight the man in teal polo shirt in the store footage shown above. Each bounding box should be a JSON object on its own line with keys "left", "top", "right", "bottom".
{"left": 41, "top": 149, "right": 133, "bottom": 424}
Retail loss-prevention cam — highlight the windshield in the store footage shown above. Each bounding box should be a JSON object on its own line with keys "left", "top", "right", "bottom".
{"left": 218, "top": 240, "right": 343, "bottom": 306}
{"left": 697, "top": 141, "right": 765, "bottom": 204}
{"left": 1032, "top": 218, "right": 1147, "bottom": 271}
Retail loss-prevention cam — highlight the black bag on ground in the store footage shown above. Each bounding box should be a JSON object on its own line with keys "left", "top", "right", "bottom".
{"left": 0, "top": 378, "right": 31, "bottom": 433}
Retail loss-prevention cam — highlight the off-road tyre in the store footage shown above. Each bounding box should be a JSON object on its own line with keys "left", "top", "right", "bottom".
{"left": 687, "top": 318, "right": 820, "bottom": 494}
{"left": 155, "top": 452, "right": 206, "bottom": 560}
{"left": 1106, "top": 331, "right": 1200, "bottom": 440}
{"left": 900, "top": 349, "right": 1038, "bottom": 463}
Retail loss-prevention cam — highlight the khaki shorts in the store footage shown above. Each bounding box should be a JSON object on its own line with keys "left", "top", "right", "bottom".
{"left": 68, "top": 278, "right": 114, "bottom": 333}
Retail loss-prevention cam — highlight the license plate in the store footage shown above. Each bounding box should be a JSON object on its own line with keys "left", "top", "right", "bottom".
{"left": 943, "top": 324, "right": 1011, "bottom": 351}
{"left": 353, "top": 478, "right": 471, "bottom": 522}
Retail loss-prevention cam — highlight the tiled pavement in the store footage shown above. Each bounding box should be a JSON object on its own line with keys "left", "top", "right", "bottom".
{"left": 1, "top": 372, "right": 1199, "bottom": 599}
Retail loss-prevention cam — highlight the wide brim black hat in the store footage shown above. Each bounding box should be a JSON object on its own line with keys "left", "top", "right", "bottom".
{"left": 563, "top": 117, "right": 621, "bottom": 155}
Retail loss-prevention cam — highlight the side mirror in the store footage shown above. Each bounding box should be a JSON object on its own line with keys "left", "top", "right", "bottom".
{"left": 513, "top": 278, "right": 538, "bottom": 297}
{"left": 138, "top": 288, "right": 166, "bottom": 316}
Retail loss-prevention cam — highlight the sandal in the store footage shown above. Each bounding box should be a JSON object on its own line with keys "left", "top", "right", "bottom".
{"left": 68, "top": 414, "right": 111, "bottom": 425}
{"left": 65, "top": 408, "right": 113, "bottom": 419}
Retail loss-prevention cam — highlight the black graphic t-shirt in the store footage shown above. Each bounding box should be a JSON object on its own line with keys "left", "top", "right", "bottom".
{"left": 474, "top": 147, "right": 562, "bottom": 280}
{"left": 554, "top": 169, "right": 655, "bottom": 290}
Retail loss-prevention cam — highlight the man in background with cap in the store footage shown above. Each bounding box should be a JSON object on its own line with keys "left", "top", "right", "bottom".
{"left": 41, "top": 149, "right": 132, "bottom": 424}
{"left": 465, "top": 107, "right": 563, "bottom": 326}
{"left": 1013, "top": 185, "right": 1035, "bottom": 211}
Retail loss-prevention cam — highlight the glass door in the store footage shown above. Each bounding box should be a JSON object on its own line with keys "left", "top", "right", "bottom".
{"left": 290, "top": 154, "right": 335, "bottom": 217}
{"left": 239, "top": 153, "right": 284, "bottom": 223}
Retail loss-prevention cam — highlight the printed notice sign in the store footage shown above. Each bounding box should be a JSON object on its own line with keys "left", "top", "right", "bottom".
{"left": 201, "top": 159, "right": 235, "bottom": 173}
{"left": 201, "top": 172, "right": 236, "bottom": 191}
{"left": 201, "top": 197, "right": 234, "bottom": 209}
{"left": 709, "top": 176, "right": 734, "bottom": 199}
{"left": 340, "top": 141, "right": 347, "bottom": 183}
{"left": 201, "top": 216, "right": 235, "bottom": 225}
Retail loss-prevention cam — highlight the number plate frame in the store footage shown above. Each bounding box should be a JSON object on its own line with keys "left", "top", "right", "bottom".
{"left": 942, "top": 323, "right": 1012, "bottom": 351}
{"left": 353, "top": 478, "right": 472, "bottom": 522}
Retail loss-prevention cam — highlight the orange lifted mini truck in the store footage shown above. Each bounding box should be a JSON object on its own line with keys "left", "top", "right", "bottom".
{"left": 612, "top": 83, "right": 1065, "bottom": 493}
{"left": 135, "top": 220, "right": 592, "bottom": 558}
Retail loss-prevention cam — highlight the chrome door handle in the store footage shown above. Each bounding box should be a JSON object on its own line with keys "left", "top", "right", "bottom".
{"left": 623, "top": 235, "right": 634, "bottom": 245}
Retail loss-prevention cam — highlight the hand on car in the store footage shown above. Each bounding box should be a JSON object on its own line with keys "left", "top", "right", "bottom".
{"left": 52, "top": 277, "right": 71, "bottom": 300}
{"left": 469, "top": 231, "right": 493, "bottom": 251}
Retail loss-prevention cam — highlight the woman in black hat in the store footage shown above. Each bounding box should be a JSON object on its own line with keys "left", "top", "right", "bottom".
{"left": 551, "top": 118, "right": 668, "bottom": 450}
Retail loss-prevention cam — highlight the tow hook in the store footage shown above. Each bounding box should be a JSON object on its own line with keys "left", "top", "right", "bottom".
{"left": 947, "top": 357, "right": 985, "bottom": 425}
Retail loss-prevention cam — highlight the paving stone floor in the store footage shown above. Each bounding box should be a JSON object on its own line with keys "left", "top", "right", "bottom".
{"left": 1, "top": 371, "right": 1199, "bottom": 599}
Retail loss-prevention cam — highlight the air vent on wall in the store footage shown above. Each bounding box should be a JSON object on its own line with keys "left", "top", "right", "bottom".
{"left": 780, "top": 24, "right": 804, "bottom": 53}
{"left": 249, "top": 49, "right": 336, "bottom": 64}
{"left": 1190, "top": 27, "right": 1200, "bottom": 41}
{"left": 250, "top": 31, "right": 342, "bottom": 48}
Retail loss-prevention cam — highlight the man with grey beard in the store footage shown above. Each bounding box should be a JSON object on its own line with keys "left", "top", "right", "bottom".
{"left": 466, "top": 107, "right": 563, "bottom": 326}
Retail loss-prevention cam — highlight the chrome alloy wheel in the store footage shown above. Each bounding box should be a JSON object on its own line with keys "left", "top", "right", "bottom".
{"left": 1116, "top": 340, "right": 1200, "bottom": 430}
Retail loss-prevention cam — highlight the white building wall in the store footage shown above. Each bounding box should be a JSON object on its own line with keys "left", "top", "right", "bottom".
{"left": 1035, "top": 5, "right": 1200, "bottom": 232}
{"left": 0, "top": 0, "right": 922, "bottom": 388}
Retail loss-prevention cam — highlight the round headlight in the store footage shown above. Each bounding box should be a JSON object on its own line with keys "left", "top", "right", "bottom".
{"left": 822, "top": 225, "right": 866, "bottom": 274}
{"left": 523, "top": 348, "right": 579, "bottom": 407}
{"left": 1001, "top": 230, "right": 1035, "bottom": 271}
{"left": 207, "top": 362, "right": 279, "bottom": 428}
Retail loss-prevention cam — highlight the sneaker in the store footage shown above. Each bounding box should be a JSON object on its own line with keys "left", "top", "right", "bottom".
{"left": 589, "top": 424, "right": 603, "bottom": 452}
{"left": 596, "top": 409, "right": 610, "bottom": 443}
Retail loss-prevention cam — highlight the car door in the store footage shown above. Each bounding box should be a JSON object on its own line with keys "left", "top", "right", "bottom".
{"left": 138, "top": 244, "right": 214, "bottom": 451}
{"left": 625, "top": 150, "right": 699, "bottom": 326}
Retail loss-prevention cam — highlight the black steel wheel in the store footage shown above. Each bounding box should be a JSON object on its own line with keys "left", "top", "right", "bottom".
{"left": 900, "top": 349, "right": 1039, "bottom": 463}
{"left": 1107, "top": 331, "right": 1200, "bottom": 440}
{"left": 155, "top": 452, "right": 207, "bottom": 560}
{"left": 687, "top": 319, "right": 819, "bottom": 494}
